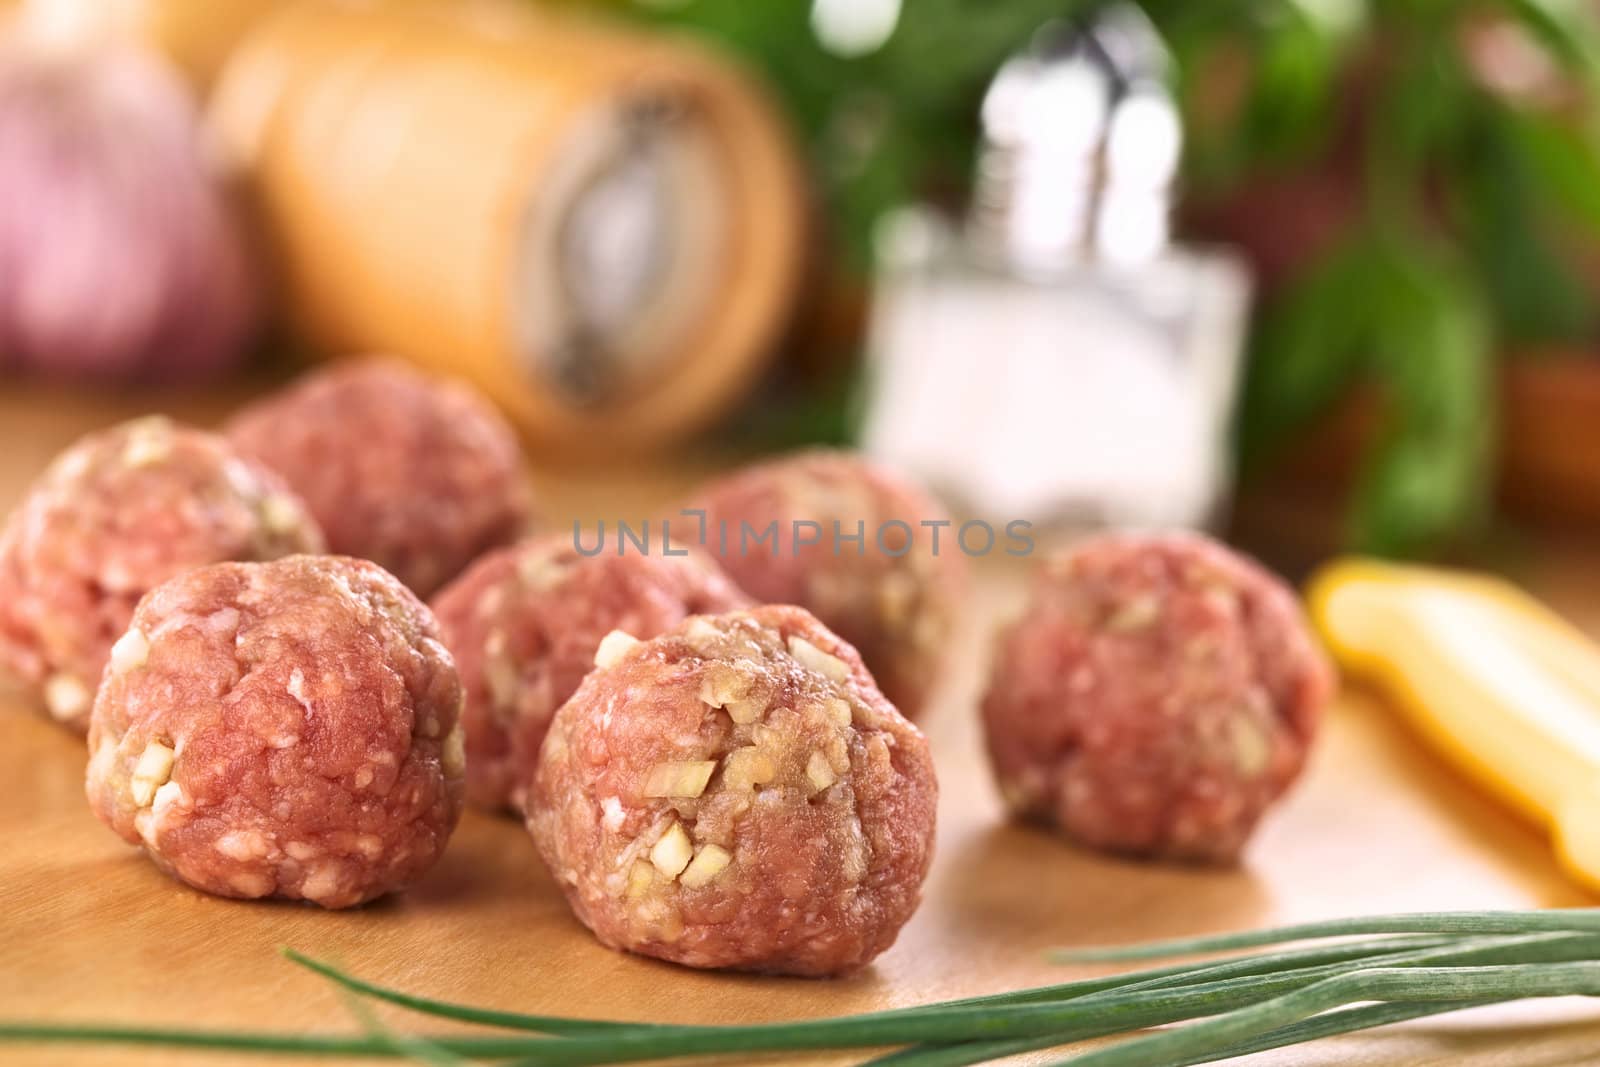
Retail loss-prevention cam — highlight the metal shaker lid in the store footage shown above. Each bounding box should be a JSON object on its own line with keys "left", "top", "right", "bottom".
{"left": 971, "top": 3, "right": 1180, "bottom": 270}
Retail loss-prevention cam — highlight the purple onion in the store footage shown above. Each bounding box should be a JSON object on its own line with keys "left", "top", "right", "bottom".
{"left": 0, "top": 43, "right": 259, "bottom": 381}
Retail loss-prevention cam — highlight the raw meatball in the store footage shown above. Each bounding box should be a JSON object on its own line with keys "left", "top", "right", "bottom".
{"left": 227, "top": 359, "right": 532, "bottom": 597}
{"left": 527, "top": 605, "right": 937, "bottom": 976}
{"left": 431, "top": 535, "right": 751, "bottom": 812}
{"left": 85, "top": 554, "right": 464, "bottom": 908}
{"left": 684, "top": 451, "right": 965, "bottom": 720}
{"left": 982, "top": 533, "right": 1332, "bottom": 863}
{"left": 0, "top": 416, "right": 323, "bottom": 733}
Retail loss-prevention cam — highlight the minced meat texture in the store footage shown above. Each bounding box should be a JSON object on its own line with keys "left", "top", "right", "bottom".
{"left": 683, "top": 451, "right": 965, "bottom": 720}
{"left": 227, "top": 359, "right": 532, "bottom": 597}
{"left": 0, "top": 416, "right": 323, "bottom": 733}
{"left": 85, "top": 554, "right": 464, "bottom": 908}
{"left": 981, "top": 532, "right": 1333, "bottom": 863}
{"left": 430, "top": 535, "right": 750, "bottom": 812}
{"left": 527, "top": 604, "right": 937, "bottom": 976}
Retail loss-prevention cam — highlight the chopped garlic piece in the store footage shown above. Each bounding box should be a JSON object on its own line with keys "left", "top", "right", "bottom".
{"left": 518, "top": 551, "right": 571, "bottom": 591}
{"left": 679, "top": 844, "right": 732, "bottom": 889}
{"left": 442, "top": 723, "right": 466, "bottom": 777}
{"left": 702, "top": 666, "right": 767, "bottom": 724}
{"left": 877, "top": 571, "right": 917, "bottom": 627}
{"left": 724, "top": 698, "right": 765, "bottom": 725}
{"left": 216, "top": 829, "right": 267, "bottom": 861}
{"left": 152, "top": 780, "right": 184, "bottom": 812}
{"left": 122, "top": 426, "right": 173, "bottom": 468}
{"left": 484, "top": 654, "right": 519, "bottom": 710}
{"left": 649, "top": 821, "right": 693, "bottom": 878}
{"left": 44, "top": 673, "right": 91, "bottom": 722}
{"left": 722, "top": 747, "right": 777, "bottom": 791}
{"left": 626, "top": 860, "right": 655, "bottom": 898}
{"left": 221, "top": 457, "right": 262, "bottom": 498}
{"left": 1230, "top": 718, "right": 1271, "bottom": 777}
{"left": 806, "top": 750, "right": 838, "bottom": 792}
{"left": 302, "top": 864, "right": 343, "bottom": 903}
{"left": 259, "top": 494, "right": 304, "bottom": 533}
{"left": 684, "top": 616, "right": 721, "bottom": 651}
{"left": 699, "top": 663, "right": 750, "bottom": 707}
{"left": 594, "top": 630, "right": 642, "bottom": 669}
{"left": 788, "top": 636, "right": 849, "bottom": 682}
{"left": 824, "top": 698, "right": 853, "bottom": 727}
{"left": 130, "top": 740, "right": 176, "bottom": 806}
{"left": 1106, "top": 595, "right": 1161, "bottom": 633}
{"left": 50, "top": 444, "right": 92, "bottom": 482}
{"left": 643, "top": 760, "right": 716, "bottom": 798}
{"left": 109, "top": 627, "right": 149, "bottom": 675}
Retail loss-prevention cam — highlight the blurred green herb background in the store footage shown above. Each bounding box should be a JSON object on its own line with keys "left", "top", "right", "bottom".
{"left": 625, "top": 0, "right": 1600, "bottom": 556}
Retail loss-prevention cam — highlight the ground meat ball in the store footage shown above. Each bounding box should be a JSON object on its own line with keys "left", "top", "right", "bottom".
{"left": 981, "top": 533, "right": 1333, "bottom": 864}
{"left": 527, "top": 605, "right": 936, "bottom": 976}
{"left": 0, "top": 416, "right": 323, "bottom": 733}
{"left": 683, "top": 451, "right": 965, "bottom": 720}
{"left": 431, "top": 535, "right": 751, "bottom": 812}
{"left": 85, "top": 555, "right": 464, "bottom": 908}
{"left": 227, "top": 359, "right": 532, "bottom": 597}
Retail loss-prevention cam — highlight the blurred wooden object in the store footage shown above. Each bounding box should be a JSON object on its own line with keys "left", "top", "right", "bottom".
{"left": 208, "top": 0, "right": 806, "bottom": 456}
{"left": 1497, "top": 355, "right": 1600, "bottom": 525}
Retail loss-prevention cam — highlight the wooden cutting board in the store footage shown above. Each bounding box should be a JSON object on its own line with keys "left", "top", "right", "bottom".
{"left": 2, "top": 384, "right": 1598, "bottom": 1066}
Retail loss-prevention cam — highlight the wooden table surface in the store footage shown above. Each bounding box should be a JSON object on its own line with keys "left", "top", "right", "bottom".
{"left": 3, "top": 384, "right": 1600, "bottom": 1066}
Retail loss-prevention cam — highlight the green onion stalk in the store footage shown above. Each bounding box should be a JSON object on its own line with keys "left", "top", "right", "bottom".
{"left": 3, "top": 909, "right": 1598, "bottom": 1065}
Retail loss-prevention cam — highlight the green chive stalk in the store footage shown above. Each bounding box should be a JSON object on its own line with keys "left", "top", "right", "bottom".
{"left": 2, "top": 910, "right": 1597, "bottom": 1066}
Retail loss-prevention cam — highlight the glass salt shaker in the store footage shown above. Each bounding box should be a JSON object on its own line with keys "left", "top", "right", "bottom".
{"left": 860, "top": 5, "right": 1252, "bottom": 533}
